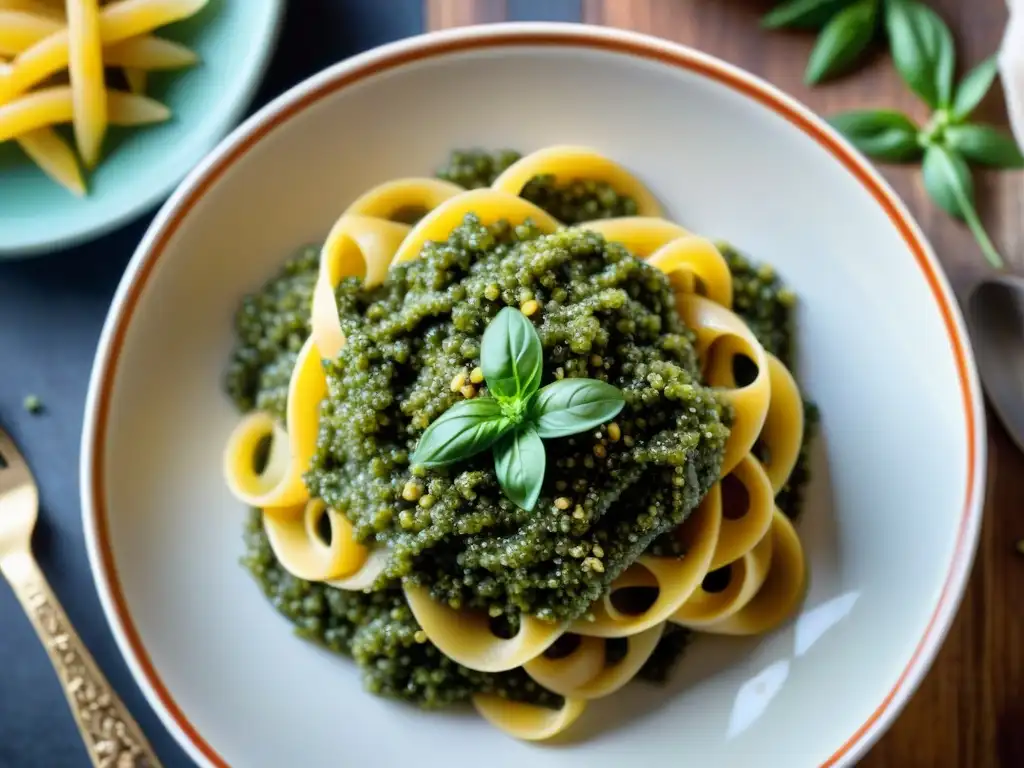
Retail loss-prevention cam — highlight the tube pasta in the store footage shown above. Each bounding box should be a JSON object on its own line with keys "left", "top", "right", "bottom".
{"left": 391, "top": 188, "right": 559, "bottom": 265}
{"left": 648, "top": 235, "right": 733, "bottom": 309}
{"left": 0, "top": 86, "right": 167, "bottom": 141}
{"left": 758, "top": 353, "right": 806, "bottom": 493}
{"left": 570, "top": 484, "right": 722, "bottom": 638}
{"left": 0, "top": 11, "right": 62, "bottom": 56}
{"left": 66, "top": 0, "right": 107, "bottom": 167}
{"left": 525, "top": 624, "right": 664, "bottom": 700}
{"left": 310, "top": 214, "right": 410, "bottom": 361}
{"left": 104, "top": 36, "right": 197, "bottom": 69}
{"left": 403, "top": 583, "right": 567, "bottom": 673}
{"left": 0, "top": 0, "right": 209, "bottom": 101}
{"left": 262, "top": 499, "right": 369, "bottom": 582}
{"left": 677, "top": 294, "right": 771, "bottom": 477}
{"left": 472, "top": 694, "right": 587, "bottom": 742}
{"left": 15, "top": 126, "right": 84, "bottom": 195}
{"left": 220, "top": 145, "right": 812, "bottom": 743}
{"left": 491, "top": 145, "right": 663, "bottom": 216}
{"left": 696, "top": 509, "right": 807, "bottom": 636}
{"left": 342, "top": 176, "right": 464, "bottom": 220}
{"left": 223, "top": 336, "right": 325, "bottom": 509}
{"left": 578, "top": 216, "right": 690, "bottom": 258}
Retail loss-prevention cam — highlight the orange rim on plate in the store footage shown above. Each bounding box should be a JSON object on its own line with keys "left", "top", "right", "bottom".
{"left": 84, "top": 25, "right": 983, "bottom": 768}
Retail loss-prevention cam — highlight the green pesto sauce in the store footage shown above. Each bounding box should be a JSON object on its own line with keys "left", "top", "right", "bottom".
{"left": 307, "top": 219, "right": 729, "bottom": 623}
{"left": 225, "top": 148, "right": 818, "bottom": 710}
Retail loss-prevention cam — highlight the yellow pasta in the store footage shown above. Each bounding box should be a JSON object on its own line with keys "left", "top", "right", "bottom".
{"left": 222, "top": 336, "right": 325, "bottom": 509}
{"left": 310, "top": 213, "right": 411, "bottom": 361}
{"left": 0, "top": 10, "right": 62, "bottom": 56}
{"left": 579, "top": 216, "right": 690, "bottom": 258}
{"left": 677, "top": 294, "right": 771, "bottom": 477}
{"left": 123, "top": 66, "right": 146, "bottom": 94}
{"left": 391, "top": 188, "right": 560, "bottom": 265}
{"left": 472, "top": 695, "right": 587, "bottom": 742}
{"left": 66, "top": 0, "right": 107, "bottom": 167}
{"left": 648, "top": 235, "right": 734, "bottom": 308}
{"left": 15, "top": 125, "right": 84, "bottom": 195}
{"left": 403, "top": 583, "right": 567, "bottom": 673}
{"left": 491, "top": 144, "right": 663, "bottom": 216}
{"left": 0, "top": 0, "right": 209, "bottom": 102}
{"left": 220, "top": 145, "right": 813, "bottom": 744}
{"left": 570, "top": 484, "right": 722, "bottom": 638}
{"left": 105, "top": 36, "right": 197, "bottom": 69}
{"left": 262, "top": 499, "right": 369, "bottom": 583}
{"left": 0, "top": 86, "right": 167, "bottom": 142}
{"left": 525, "top": 624, "right": 664, "bottom": 699}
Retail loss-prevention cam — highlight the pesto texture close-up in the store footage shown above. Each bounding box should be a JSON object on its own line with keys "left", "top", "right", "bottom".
{"left": 224, "top": 148, "right": 818, "bottom": 711}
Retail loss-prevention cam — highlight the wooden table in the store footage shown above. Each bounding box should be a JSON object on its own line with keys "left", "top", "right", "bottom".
{"left": 424, "top": 2, "right": 1024, "bottom": 764}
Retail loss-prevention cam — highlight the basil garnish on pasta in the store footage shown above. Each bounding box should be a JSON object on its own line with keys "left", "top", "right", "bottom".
{"left": 410, "top": 307, "right": 625, "bottom": 511}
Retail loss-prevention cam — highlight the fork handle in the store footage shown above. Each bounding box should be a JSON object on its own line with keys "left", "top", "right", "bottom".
{"left": 1, "top": 551, "right": 162, "bottom": 768}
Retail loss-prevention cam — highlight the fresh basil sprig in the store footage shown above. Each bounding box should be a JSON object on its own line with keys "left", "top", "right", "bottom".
{"left": 409, "top": 307, "right": 625, "bottom": 512}
{"left": 762, "top": 0, "right": 883, "bottom": 85}
{"left": 828, "top": 0, "right": 1022, "bottom": 269}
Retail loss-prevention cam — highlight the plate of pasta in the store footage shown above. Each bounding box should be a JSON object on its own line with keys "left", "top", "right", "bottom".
{"left": 82, "top": 22, "right": 984, "bottom": 768}
{"left": 0, "top": 0, "right": 283, "bottom": 257}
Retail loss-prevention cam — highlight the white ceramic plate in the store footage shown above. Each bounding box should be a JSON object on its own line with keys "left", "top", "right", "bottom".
{"left": 81, "top": 23, "right": 985, "bottom": 768}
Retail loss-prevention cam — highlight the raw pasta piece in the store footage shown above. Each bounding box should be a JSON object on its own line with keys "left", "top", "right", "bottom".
{"left": 0, "top": 10, "right": 61, "bottom": 56}
{"left": 0, "top": 0, "right": 209, "bottom": 101}
{"left": 0, "top": 86, "right": 167, "bottom": 141}
{"left": 491, "top": 145, "right": 663, "bottom": 216}
{"left": 104, "top": 35, "right": 197, "bottom": 68}
{"left": 66, "top": 0, "right": 107, "bottom": 167}
{"left": 16, "top": 126, "right": 85, "bottom": 195}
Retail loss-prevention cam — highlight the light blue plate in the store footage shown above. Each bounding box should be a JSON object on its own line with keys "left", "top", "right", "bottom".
{"left": 0, "top": 0, "right": 285, "bottom": 258}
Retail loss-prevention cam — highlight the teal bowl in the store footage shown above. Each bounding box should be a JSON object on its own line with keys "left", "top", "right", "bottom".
{"left": 0, "top": 0, "right": 285, "bottom": 258}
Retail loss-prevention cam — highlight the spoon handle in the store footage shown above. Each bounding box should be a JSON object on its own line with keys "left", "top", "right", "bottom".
{"left": 0, "top": 551, "right": 162, "bottom": 768}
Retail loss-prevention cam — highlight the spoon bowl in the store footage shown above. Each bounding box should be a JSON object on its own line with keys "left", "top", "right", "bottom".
{"left": 966, "top": 273, "right": 1024, "bottom": 453}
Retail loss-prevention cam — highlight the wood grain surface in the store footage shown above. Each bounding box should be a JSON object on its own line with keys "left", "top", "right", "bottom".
{"left": 424, "top": 2, "right": 1024, "bottom": 765}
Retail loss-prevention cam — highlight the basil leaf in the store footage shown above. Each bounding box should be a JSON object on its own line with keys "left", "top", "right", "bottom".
{"left": 885, "top": 0, "right": 955, "bottom": 108}
{"left": 481, "top": 307, "right": 543, "bottom": 401}
{"left": 761, "top": 0, "right": 847, "bottom": 30}
{"left": 945, "top": 124, "right": 1024, "bottom": 169}
{"left": 951, "top": 56, "right": 999, "bottom": 121}
{"left": 922, "top": 144, "right": 974, "bottom": 220}
{"left": 410, "top": 398, "right": 511, "bottom": 467}
{"left": 531, "top": 378, "right": 626, "bottom": 439}
{"left": 804, "top": 0, "right": 878, "bottom": 85}
{"left": 829, "top": 109, "right": 923, "bottom": 161}
{"left": 493, "top": 425, "right": 546, "bottom": 512}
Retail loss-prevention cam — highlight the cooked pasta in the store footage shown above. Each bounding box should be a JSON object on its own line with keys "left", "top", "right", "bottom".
{"left": 0, "top": 0, "right": 206, "bottom": 194}
{"left": 222, "top": 146, "right": 816, "bottom": 742}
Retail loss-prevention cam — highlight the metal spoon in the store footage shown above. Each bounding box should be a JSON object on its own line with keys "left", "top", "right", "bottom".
{"left": 965, "top": 272, "right": 1024, "bottom": 454}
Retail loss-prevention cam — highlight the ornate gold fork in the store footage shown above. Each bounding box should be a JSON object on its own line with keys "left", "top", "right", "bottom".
{"left": 0, "top": 426, "right": 161, "bottom": 768}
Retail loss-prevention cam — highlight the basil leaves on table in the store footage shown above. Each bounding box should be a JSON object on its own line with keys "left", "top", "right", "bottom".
{"left": 827, "top": 0, "right": 1023, "bottom": 270}
{"left": 410, "top": 307, "right": 625, "bottom": 512}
